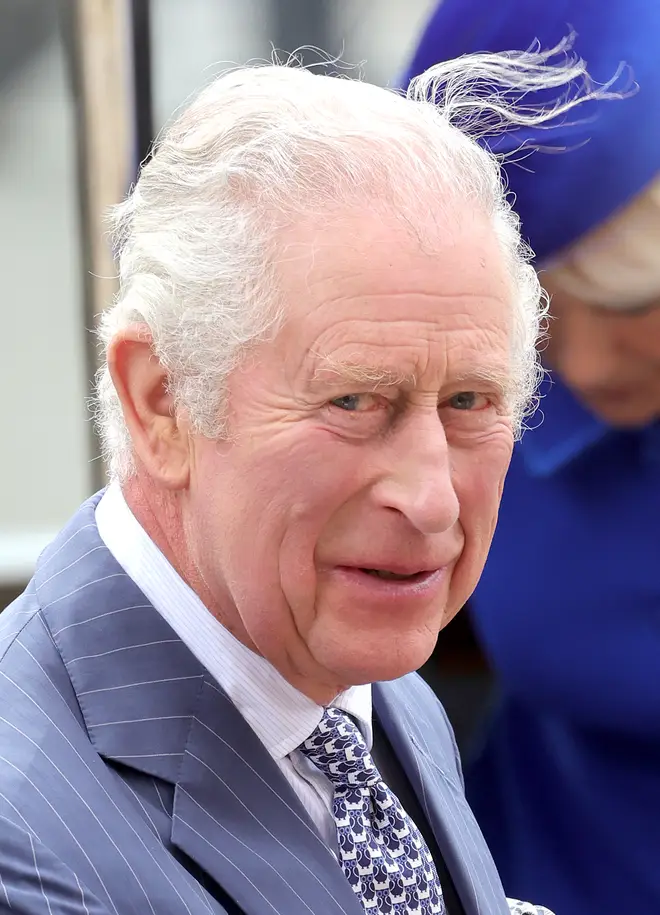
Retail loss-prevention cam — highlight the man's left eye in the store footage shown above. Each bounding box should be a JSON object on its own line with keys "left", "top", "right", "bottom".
{"left": 447, "top": 391, "right": 489, "bottom": 411}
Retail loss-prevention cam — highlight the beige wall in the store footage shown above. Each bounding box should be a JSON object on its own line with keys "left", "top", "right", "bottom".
{"left": 0, "top": 36, "right": 91, "bottom": 582}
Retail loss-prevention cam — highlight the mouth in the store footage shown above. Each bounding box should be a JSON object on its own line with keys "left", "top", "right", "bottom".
{"left": 359, "top": 568, "right": 431, "bottom": 582}
{"left": 334, "top": 564, "right": 447, "bottom": 590}
{"left": 325, "top": 562, "right": 450, "bottom": 607}
{"left": 326, "top": 564, "right": 449, "bottom": 608}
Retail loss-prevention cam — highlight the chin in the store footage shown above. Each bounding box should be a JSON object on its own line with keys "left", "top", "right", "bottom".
{"left": 317, "top": 634, "right": 439, "bottom": 688}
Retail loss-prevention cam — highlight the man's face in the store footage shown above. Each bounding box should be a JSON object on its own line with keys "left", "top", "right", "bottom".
{"left": 543, "top": 274, "right": 660, "bottom": 426}
{"left": 183, "top": 208, "right": 514, "bottom": 700}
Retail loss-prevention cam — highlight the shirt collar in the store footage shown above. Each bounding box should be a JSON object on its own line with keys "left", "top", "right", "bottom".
{"left": 518, "top": 374, "right": 609, "bottom": 477}
{"left": 95, "top": 483, "right": 373, "bottom": 760}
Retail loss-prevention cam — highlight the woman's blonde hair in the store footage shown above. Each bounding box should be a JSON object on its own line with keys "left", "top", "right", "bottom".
{"left": 545, "top": 173, "right": 660, "bottom": 309}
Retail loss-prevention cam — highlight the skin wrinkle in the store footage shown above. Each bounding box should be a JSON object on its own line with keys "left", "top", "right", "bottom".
{"left": 274, "top": 211, "right": 514, "bottom": 408}
{"left": 302, "top": 322, "right": 510, "bottom": 403}
{"left": 114, "top": 206, "right": 515, "bottom": 704}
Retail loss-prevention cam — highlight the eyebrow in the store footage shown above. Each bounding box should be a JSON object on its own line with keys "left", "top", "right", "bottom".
{"left": 311, "top": 354, "right": 512, "bottom": 396}
{"left": 450, "top": 366, "right": 512, "bottom": 396}
{"left": 311, "top": 355, "right": 416, "bottom": 389}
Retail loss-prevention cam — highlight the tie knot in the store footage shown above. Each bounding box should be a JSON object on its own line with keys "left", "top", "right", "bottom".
{"left": 299, "top": 707, "right": 379, "bottom": 789}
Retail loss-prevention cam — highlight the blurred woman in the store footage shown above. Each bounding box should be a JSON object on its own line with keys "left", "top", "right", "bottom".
{"left": 403, "top": 2, "right": 660, "bottom": 914}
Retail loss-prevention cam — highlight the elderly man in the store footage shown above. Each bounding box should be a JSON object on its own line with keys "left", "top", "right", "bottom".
{"left": 0, "top": 50, "right": 577, "bottom": 915}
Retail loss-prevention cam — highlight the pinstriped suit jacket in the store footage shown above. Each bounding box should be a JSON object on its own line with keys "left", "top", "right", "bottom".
{"left": 0, "top": 493, "right": 510, "bottom": 915}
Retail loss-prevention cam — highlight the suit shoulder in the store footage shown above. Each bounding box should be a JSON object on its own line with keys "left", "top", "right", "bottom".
{"left": 396, "top": 669, "right": 453, "bottom": 728}
{"left": 0, "top": 584, "right": 77, "bottom": 707}
{"left": 0, "top": 814, "right": 111, "bottom": 914}
{"left": 0, "top": 582, "right": 41, "bottom": 663}
{"left": 394, "top": 671, "right": 465, "bottom": 788}
{"left": 0, "top": 586, "right": 88, "bottom": 786}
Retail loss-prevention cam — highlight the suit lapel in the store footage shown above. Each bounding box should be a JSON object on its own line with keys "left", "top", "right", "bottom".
{"left": 373, "top": 678, "right": 509, "bottom": 915}
{"left": 172, "top": 677, "right": 362, "bottom": 915}
{"left": 37, "top": 494, "right": 206, "bottom": 786}
{"left": 36, "top": 495, "right": 362, "bottom": 915}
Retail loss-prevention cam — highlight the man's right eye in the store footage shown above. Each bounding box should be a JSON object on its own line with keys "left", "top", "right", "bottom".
{"left": 330, "top": 394, "right": 368, "bottom": 412}
{"left": 329, "top": 393, "right": 386, "bottom": 413}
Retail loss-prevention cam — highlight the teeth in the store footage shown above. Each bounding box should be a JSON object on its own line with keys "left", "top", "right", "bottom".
{"left": 364, "top": 569, "right": 415, "bottom": 580}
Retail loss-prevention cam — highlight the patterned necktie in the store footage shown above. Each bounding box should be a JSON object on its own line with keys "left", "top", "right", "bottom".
{"left": 299, "top": 706, "right": 446, "bottom": 915}
{"left": 507, "top": 904, "right": 554, "bottom": 915}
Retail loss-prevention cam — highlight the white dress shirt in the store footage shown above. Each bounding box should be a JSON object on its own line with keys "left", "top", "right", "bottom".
{"left": 95, "top": 483, "right": 372, "bottom": 849}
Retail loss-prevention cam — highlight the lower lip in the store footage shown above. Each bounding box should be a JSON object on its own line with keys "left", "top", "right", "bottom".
{"left": 329, "top": 566, "right": 448, "bottom": 606}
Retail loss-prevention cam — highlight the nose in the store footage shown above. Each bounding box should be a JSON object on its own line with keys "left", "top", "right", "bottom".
{"left": 549, "top": 306, "right": 619, "bottom": 393}
{"left": 372, "top": 411, "right": 460, "bottom": 535}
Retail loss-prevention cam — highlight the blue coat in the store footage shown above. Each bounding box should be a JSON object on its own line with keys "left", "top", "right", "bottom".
{"left": 466, "top": 378, "right": 660, "bottom": 915}
{"left": 0, "top": 492, "right": 510, "bottom": 915}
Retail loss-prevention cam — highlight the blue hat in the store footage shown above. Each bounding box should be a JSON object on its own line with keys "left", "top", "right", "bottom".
{"left": 402, "top": 0, "right": 660, "bottom": 261}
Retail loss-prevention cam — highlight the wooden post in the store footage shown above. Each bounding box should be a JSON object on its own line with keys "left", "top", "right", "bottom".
{"left": 65, "top": 0, "right": 136, "bottom": 484}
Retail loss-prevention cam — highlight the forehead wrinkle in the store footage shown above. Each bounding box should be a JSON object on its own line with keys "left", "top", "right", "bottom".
{"left": 304, "top": 321, "right": 511, "bottom": 391}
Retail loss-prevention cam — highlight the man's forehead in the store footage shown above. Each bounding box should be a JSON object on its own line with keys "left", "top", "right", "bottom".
{"left": 278, "top": 203, "right": 509, "bottom": 296}
{"left": 274, "top": 204, "right": 514, "bottom": 391}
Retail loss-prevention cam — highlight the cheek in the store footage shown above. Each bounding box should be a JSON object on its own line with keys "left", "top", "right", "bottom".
{"left": 446, "top": 448, "right": 510, "bottom": 621}
{"left": 274, "top": 431, "right": 370, "bottom": 613}
{"left": 452, "top": 434, "right": 513, "bottom": 569}
{"left": 193, "top": 429, "right": 368, "bottom": 614}
{"left": 256, "top": 428, "right": 369, "bottom": 533}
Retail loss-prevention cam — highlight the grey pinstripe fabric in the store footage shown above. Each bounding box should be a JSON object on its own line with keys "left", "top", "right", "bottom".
{"left": 0, "top": 493, "right": 510, "bottom": 915}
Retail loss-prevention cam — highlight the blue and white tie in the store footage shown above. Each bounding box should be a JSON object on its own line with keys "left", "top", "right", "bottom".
{"left": 300, "top": 707, "right": 446, "bottom": 915}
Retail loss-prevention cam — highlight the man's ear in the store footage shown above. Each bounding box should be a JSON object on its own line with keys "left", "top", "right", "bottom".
{"left": 107, "top": 325, "right": 190, "bottom": 489}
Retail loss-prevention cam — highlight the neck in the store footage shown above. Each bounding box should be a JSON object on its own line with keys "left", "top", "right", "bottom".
{"left": 122, "top": 473, "right": 234, "bottom": 634}
{"left": 122, "top": 474, "right": 186, "bottom": 572}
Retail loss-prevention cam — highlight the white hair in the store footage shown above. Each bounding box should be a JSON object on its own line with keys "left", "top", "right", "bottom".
{"left": 544, "top": 173, "right": 660, "bottom": 309}
{"left": 95, "top": 40, "right": 621, "bottom": 480}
